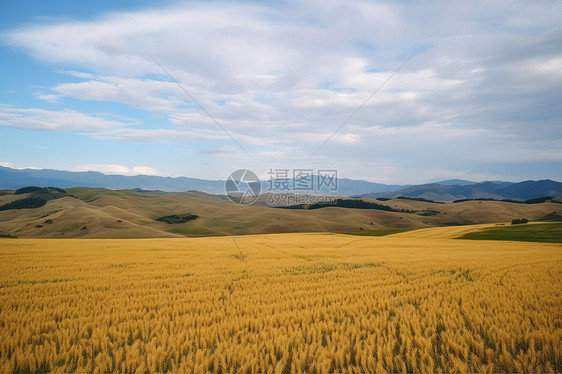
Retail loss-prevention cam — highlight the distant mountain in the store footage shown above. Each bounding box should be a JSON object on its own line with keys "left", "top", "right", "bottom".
{"left": 0, "top": 166, "right": 407, "bottom": 196}
{"left": 330, "top": 178, "right": 407, "bottom": 196}
{"left": 430, "top": 179, "right": 476, "bottom": 186}
{"left": 1, "top": 166, "right": 559, "bottom": 200}
{"left": 497, "top": 179, "right": 562, "bottom": 200}
{"left": 0, "top": 166, "right": 226, "bottom": 193}
{"left": 356, "top": 180, "right": 562, "bottom": 201}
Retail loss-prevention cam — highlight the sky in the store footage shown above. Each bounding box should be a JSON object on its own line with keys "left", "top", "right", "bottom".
{"left": 0, "top": 0, "right": 561, "bottom": 184}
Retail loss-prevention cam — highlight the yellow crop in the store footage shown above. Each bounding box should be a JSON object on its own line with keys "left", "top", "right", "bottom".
{"left": 0, "top": 230, "right": 560, "bottom": 373}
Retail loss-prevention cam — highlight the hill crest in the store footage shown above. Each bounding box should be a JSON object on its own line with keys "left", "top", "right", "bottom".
{"left": 1, "top": 166, "right": 560, "bottom": 201}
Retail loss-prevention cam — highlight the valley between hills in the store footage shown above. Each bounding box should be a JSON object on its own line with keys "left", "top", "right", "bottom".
{"left": 0, "top": 187, "right": 560, "bottom": 238}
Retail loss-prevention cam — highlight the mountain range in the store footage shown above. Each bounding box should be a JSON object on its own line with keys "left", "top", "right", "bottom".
{"left": 1, "top": 166, "right": 560, "bottom": 201}
{"left": 355, "top": 180, "right": 562, "bottom": 201}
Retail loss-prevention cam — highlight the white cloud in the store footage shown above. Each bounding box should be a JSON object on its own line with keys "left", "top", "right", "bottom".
{"left": 1, "top": 161, "right": 164, "bottom": 177}
{"left": 52, "top": 77, "right": 183, "bottom": 112}
{"left": 74, "top": 163, "right": 162, "bottom": 176}
{"left": 0, "top": 162, "right": 40, "bottom": 170}
{"left": 91, "top": 128, "right": 187, "bottom": 142}
{"left": 1, "top": 0, "right": 561, "bottom": 182}
{"left": 0, "top": 105, "right": 135, "bottom": 131}
{"left": 334, "top": 133, "right": 359, "bottom": 145}
{"left": 57, "top": 70, "right": 95, "bottom": 79}
{"left": 35, "top": 93, "right": 62, "bottom": 104}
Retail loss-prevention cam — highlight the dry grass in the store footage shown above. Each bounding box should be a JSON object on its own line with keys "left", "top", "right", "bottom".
{"left": 1, "top": 228, "right": 560, "bottom": 372}
{"left": 1, "top": 188, "right": 560, "bottom": 238}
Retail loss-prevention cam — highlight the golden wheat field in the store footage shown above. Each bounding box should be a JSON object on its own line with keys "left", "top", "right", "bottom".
{"left": 0, "top": 227, "right": 561, "bottom": 373}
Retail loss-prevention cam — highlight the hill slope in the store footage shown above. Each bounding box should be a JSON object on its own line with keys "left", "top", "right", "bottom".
{"left": 0, "top": 187, "right": 560, "bottom": 238}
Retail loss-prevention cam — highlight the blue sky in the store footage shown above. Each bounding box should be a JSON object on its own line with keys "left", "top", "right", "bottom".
{"left": 0, "top": 0, "right": 561, "bottom": 184}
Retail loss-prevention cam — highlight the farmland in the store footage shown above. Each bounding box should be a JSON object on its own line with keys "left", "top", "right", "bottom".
{"left": 0, "top": 227, "right": 560, "bottom": 372}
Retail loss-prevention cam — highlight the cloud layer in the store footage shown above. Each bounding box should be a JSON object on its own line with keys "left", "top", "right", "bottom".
{"left": 1, "top": 0, "right": 561, "bottom": 182}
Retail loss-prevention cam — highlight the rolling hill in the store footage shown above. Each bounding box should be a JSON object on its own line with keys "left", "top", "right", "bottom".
{"left": 0, "top": 187, "right": 560, "bottom": 238}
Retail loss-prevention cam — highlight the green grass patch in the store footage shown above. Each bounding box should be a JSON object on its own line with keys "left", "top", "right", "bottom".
{"left": 230, "top": 252, "right": 247, "bottom": 262}
{"left": 286, "top": 262, "right": 384, "bottom": 276}
{"left": 167, "top": 227, "right": 217, "bottom": 236}
{"left": 458, "top": 222, "right": 562, "bottom": 243}
{"left": 286, "top": 264, "right": 337, "bottom": 275}
{"left": 340, "top": 229, "right": 414, "bottom": 237}
{"left": 351, "top": 262, "right": 384, "bottom": 269}
{"left": 415, "top": 210, "right": 440, "bottom": 216}
{"left": 66, "top": 187, "right": 150, "bottom": 201}
{"left": 448, "top": 267, "right": 473, "bottom": 281}
{"left": 156, "top": 214, "right": 199, "bottom": 224}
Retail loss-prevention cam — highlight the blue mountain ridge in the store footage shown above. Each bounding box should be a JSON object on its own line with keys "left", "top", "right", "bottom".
{"left": 1, "top": 166, "right": 560, "bottom": 201}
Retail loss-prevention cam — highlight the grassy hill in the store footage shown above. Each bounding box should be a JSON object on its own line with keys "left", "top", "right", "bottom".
{"left": 0, "top": 187, "right": 560, "bottom": 238}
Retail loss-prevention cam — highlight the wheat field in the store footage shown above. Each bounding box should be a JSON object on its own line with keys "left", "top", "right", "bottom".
{"left": 0, "top": 228, "right": 560, "bottom": 373}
